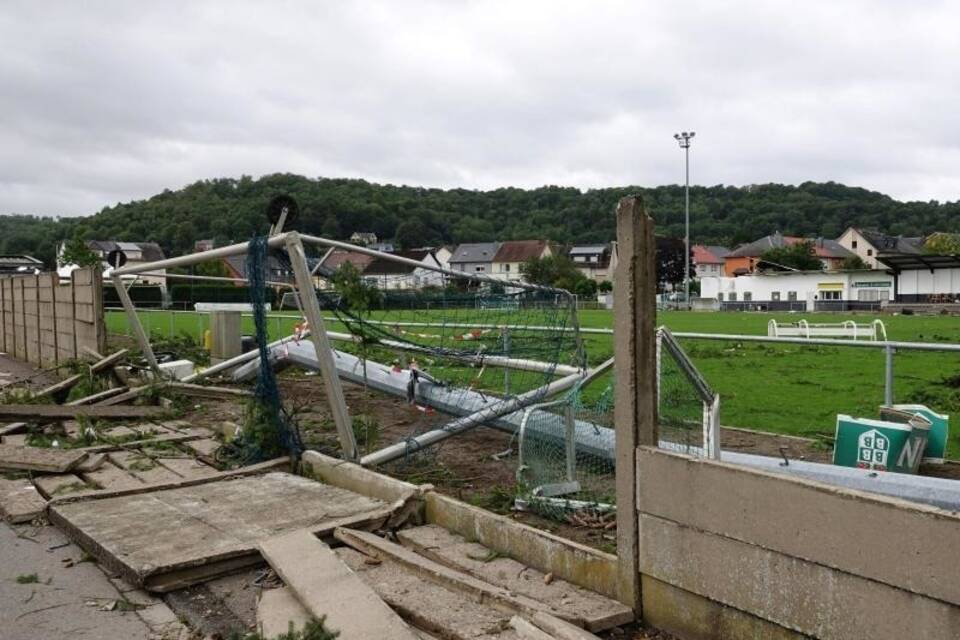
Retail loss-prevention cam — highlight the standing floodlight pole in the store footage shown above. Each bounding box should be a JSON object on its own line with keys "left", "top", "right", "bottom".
{"left": 673, "top": 131, "right": 695, "bottom": 309}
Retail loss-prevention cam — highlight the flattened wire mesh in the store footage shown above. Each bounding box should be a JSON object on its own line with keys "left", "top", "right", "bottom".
{"left": 515, "top": 328, "right": 718, "bottom": 522}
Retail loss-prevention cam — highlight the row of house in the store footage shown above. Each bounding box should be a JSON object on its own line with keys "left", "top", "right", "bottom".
{"left": 699, "top": 227, "right": 960, "bottom": 309}
{"left": 314, "top": 240, "right": 617, "bottom": 290}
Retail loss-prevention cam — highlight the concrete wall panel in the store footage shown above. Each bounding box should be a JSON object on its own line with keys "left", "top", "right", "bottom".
{"left": 636, "top": 447, "right": 960, "bottom": 605}
{"left": 639, "top": 513, "right": 960, "bottom": 640}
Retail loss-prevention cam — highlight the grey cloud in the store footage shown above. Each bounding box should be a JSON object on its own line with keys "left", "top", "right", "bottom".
{"left": 1, "top": 0, "right": 959, "bottom": 217}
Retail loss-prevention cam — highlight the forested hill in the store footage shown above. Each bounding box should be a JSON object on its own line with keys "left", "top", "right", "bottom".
{"left": 2, "top": 174, "right": 959, "bottom": 267}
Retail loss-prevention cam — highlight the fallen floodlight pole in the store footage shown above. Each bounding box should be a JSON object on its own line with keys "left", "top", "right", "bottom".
{"left": 360, "top": 357, "right": 614, "bottom": 467}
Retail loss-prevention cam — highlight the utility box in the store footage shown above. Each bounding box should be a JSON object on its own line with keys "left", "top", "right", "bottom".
{"left": 209, "top": 311, "right": 242, "bottom": 365}
{"left": 833, "top": 414, "right": 930, "bottom": 475}
{"left": 881, "top": 404, "right": 950, "bottom": 464}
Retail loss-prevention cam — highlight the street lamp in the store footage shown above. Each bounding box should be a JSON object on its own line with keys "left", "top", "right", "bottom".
{"left": 674, "top": 131, "right": 695, "bottom": 308}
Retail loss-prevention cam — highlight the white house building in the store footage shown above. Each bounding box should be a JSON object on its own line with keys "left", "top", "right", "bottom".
{"left": 362, "top": 249, "right": 444, "bottom": 290}
{"left": 491, "top": 240, "right": 553, "bottom": 283}
{"left": 836, "top": 228, "right": 924, "bottom": 269}
{"left": 57, "top": 240, "right": 167, "bottom": 287}
{"left": 700, "top": 269, "right": 895, "bottom": 311}
{"left": 448, "top": 243, "right": 500, "bottom": 275}
{"left": 570, "top": 244, "right": 616, "bottom": 282}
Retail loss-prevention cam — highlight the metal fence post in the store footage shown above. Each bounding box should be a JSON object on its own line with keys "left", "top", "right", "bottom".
{"left": 884, "top": 344, "right": 895, "bottom": 405}
{"left": 503, "top": 327, "right": 511, "bottom": 395}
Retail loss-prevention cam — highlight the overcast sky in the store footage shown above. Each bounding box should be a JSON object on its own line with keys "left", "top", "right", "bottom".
{"left": 2, "top": 1, "right": 959, "bottom": 217}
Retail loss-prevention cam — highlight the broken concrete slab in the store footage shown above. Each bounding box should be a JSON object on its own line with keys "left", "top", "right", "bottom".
{"left": 74, "top": 452, "right": 107, "bottom": 473}
{"left": 261, "top": 530, "right": 420, "bottom": 639}
{"left": 80, "top": 460, "right": 143, "bottom": 492}
{"left": 258, "top": 587, "right": 312, "bottom": 639}
{"left": 336, "top": 546, "right": 520, "bottom": 640}
{"left": 33, "top": 473, "right": 90, "bottom": 499}
{"left": 107, "top": 450, "right": 182, "bottom": 485}
{"left": 397, "top": 525, "right": 633, "bottom": 632}
{"left": 183, "top": 438, "right": 221, "bottom": 462}
{"left": 155, "top": 456, "right": 220, "bottom": 480}
{"left": 0, "top": 444, "right": 88, "bottom": 472}
{"left": 0, "top": 477, "right": 46, "bottom": 523}
{"left": 50, "top": 472, "right": 394, "bottom": 591}
{"left": 335, "top": 528, "right": 574, "bottom": 626}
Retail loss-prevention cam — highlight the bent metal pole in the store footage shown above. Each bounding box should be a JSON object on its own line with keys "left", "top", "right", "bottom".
{"left": 360, "top": 357, "right": 614, "bottom": 467}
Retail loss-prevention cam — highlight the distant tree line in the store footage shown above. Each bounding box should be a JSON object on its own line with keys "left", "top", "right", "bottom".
{"left": 2, "top": 173, "right": 958, "bottom": 268}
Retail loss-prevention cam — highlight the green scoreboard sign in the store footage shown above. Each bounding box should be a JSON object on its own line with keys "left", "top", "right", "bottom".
{"left": 882, "top": 404, "right": 949, "bottom": 463}
{"left": 834, "top": 415, "right": 930, "bottom": 474}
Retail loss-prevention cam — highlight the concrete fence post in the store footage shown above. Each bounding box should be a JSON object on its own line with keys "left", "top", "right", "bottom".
{"left": 613, "top": 195, "right": 658, "bottom": 613}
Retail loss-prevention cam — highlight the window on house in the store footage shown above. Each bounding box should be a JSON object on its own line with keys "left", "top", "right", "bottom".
{"left": 503, "top": 264, "right": 510, "bottom": 272}
{"left": 867, "top": 249, "right": 873, "bottom": 256}
{"left": 475, "top": 266, "right": 484, "bottom": 272}
{"left": 858, "top": 289, "right": 880, "bottom": 301}
{"left": 717, "top": 293, "right": 724, "bottom": 301}
{"left": 743, "top": 292, "right": 752, "bottom": 301}
{"left": 728, "top": 292, "right": 737, "bottom": 301}
{"left": 788, "top": 291, "right": 798, "bottom": 301}
{"left": 821, "top": 290, "right": 841, "bottom": 300}
{"left": 771, "top": 291, "right": 781, "bottom": 301}
{"left": 852, "top": 240, "right": 858, "bottom": 249}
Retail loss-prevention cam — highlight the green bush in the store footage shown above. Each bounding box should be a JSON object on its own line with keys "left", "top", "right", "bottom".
{"left": 103, "top": 284, "right": 164, "bottom": 307}
{"left": 169, "top": 284, "right": 277, "bottom": 308}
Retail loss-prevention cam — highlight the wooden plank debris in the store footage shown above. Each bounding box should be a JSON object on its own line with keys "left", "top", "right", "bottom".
{"left": 336, "top": 546, "right": 521, "bottom": 640}
{"left": 334, "top": 528, "right": 574, "bottom": 626}
{"left": 80, "top": 460, "right": 144, "bottom": 492}
{"left": 164, "top": 382, "right": 252, "bottom": 400}
{"left": 66, "top": 386, "right": 129, "bottom": 406}
{"left": 0, "top": 444, "right": 88, "bottom": 472}
{"left": 0, "top": 404, "right": 165, "bottom": 420}
{"left": 509, "top": 617, "right": 554, "bottom": 640}
{"left": 49, "top": 472, "right": 394, "bottom": 591}
{"left": 155, "top": 456, "right": 220, "bottom": 481}
{"left": 260, "top": 530, "right": 420, "bottom": 639}
{"left": 0, "top": 477, "right": 46, "bottom": 523}
{"left": 74, "top": 452, "right": 107, "bottom": 473}
{"left": 397, "top": 525, "right": 633, "bottom": 632}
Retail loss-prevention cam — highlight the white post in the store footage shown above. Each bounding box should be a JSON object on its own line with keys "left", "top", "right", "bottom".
{"left": 112, "top": 273, "right": 160, "bottom": 373}
{"left": 285, "top": 232, "right": 358, "bottom": 461}
{"left": 564, "top": 403, "right": 577, "bottom": 482}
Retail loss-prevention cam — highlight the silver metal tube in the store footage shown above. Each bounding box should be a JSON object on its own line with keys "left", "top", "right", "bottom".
{"left": 885, "top": 344, "right": 895, "bottom": 405}
{"left": 298, "top": 233, "right": 569, "bottom": 295}
{"left": 360, "top": 357, "right": 614, "bottom": 467}
{"left": 182, "top": 330, "right": 310, "bottom": 383}
{"left": 110, "top": 233, "right": 292, "bottom": 276}
{"left": 112, "top": 273, "right": 160, "bottom": 372}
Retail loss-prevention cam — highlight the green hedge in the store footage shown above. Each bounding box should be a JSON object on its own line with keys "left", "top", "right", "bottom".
{"left": 103, "top": 284, "right": 164, "bottom": 307}
{"left": 169, "top": 284, "right": 277, "bottom": 307}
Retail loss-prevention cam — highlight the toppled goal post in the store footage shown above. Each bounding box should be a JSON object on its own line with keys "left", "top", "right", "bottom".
{"left": 108, "top": 214, "right": 590, "bottom": 467}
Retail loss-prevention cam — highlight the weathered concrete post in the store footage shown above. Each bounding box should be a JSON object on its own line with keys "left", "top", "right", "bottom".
{"left": 209, "top": 311, "right": 242, "bottom": 365}
{"left": 613, "top": 195, "right": 658, "bottom": 613}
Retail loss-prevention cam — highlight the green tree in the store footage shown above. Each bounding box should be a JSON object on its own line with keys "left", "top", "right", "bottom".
{"left": 58, "top": 237, "right": 101, "bottom": 268}
{"left": 923, "top": 232, "right": 960, "bottom": 255}
{"left": 760, "top": 241, "right": 823, "bottom": 271}
{"left": 840, "top": 255, "right": 870, "bottom": 270}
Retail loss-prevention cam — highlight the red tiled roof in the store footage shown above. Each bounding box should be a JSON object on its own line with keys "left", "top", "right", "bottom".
{"left": 492, "top": 240, "right": 550, "bottom": 263}
{"left": 321, "top": 249, "right": 374, "bottom": 272}
{"left": 692, "top": 245, "right": 723, "bottom": 264}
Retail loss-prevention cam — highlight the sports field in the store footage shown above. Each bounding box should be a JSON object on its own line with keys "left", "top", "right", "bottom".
{"left": 106, "top": 309, "right": 960, "bottom": 458}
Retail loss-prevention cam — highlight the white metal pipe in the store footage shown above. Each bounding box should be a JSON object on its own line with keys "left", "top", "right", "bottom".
{"left": 182, "top": 331, "right": 310, "bottom": 383}
{"left": 298, "top": 233, "right": 570, "bottom": 296}
{"left": 110, "top": 233, "right": 293, "bottom": 276}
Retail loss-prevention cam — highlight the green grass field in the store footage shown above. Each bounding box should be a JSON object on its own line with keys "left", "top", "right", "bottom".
{"left": 106, "top": 309, "right": 960, "bottom": 458}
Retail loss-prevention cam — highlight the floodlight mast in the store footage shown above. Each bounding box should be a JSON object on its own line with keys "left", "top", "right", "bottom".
{"left": 674, "top": 131, "right": 695, "bottom": 308}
